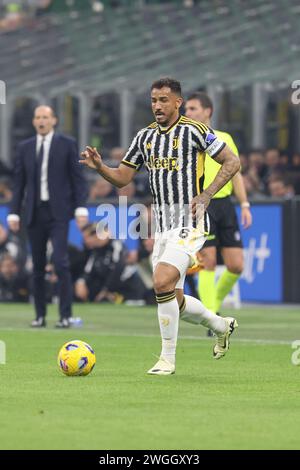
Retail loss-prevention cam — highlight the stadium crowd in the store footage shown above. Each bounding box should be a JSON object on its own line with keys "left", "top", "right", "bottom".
{"left": 1, "top": 0, "right": 196, "bottom": 32}
{"left": 0, "top": 145, "right": 299, "bottom": 304}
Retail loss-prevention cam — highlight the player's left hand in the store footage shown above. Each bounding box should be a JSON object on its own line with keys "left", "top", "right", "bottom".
{"left": 241, "top": 207, "right": 252, "bottom": 229}
{"left": 191, "top": 191, "right": 212, "bottom": 220}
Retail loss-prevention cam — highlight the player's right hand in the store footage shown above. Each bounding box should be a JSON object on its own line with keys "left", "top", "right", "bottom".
{"left": 79, "top": 146, "right": 103, "bottom": 171}
{"left": 8, "top": 220, "right": 20, "bottom": 233}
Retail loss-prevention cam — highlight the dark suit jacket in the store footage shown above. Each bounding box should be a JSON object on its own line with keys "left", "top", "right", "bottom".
{"left": 10, "top": 133, "right": 88, "bottom": 225}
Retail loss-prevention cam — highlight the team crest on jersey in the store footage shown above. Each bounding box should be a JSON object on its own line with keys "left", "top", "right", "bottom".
{"left": 172, "top": 138, "right": 180, "bottom": 149}
{"left": 146, "top": 142, "right": 152, "bottom": 150}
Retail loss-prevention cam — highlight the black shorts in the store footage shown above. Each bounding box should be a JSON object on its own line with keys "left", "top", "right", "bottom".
{"left": 204, "top": 197, "right": 243, "bottom": 249}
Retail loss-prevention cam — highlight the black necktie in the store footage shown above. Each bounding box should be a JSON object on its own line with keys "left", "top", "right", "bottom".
{"left": 36, "top": 138, "right": 45, "bottom": 203}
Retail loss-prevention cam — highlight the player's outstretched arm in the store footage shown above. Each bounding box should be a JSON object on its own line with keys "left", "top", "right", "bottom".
{"left": 80, "top": 146, "right": 135, "bottom": 188}
{"left": 192, "top": 145, "right": 240, "bottom": 218}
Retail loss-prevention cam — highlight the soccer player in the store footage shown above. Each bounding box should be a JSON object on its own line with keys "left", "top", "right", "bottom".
{"left": 80, "top": 78, "right": 240, "bottom": 375}
{"left": 185, "top": 92, "right": 252, "bottom": 324}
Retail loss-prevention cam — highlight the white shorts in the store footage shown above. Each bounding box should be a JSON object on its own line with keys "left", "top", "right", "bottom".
{"left": 152, "top": 226, "right": 207, "bottom": 289}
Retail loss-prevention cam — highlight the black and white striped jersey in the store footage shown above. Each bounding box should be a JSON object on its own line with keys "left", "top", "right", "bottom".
{"left": 121, "top": 115, "right": 225, "bottom": 232}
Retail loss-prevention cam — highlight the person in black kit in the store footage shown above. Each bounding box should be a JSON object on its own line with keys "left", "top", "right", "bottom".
{"left": 75, "top": 223, "right": 145, "bottom": 303}
{"left": 7, "top": 105, "right": 88, "bottom": 328}
{"left": 0, "top": 254, "right": 29, "bottom": 303}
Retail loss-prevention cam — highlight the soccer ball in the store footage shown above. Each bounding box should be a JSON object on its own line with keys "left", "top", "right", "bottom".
{"left": 58, "top": 340, "right": 96, "bottom": 376}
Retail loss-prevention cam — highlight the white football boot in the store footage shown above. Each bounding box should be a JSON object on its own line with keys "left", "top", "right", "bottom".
{"left": 213, "top": 317, "right": 238, "bottom": 360}
{"left": 147, "top": 357, "right": 175, "bottom": 375}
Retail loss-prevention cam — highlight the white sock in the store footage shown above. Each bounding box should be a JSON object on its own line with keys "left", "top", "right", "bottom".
{"left": 180, "top": 295, "right": 226, "bottom": 334}
{"left": 156, "top": 292, "right": 179, "bottom": 365}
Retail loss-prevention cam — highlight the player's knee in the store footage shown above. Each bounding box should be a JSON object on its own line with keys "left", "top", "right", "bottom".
{"left": 204, "top": 259, "right": 217, "bottom": 270}
{"left": 200, "top": 250, "right": 217, "bottom": 270}
{"left": 153, "top": 273, "right": 176, "bottom": 294}
{"left": 226, "top": 261, "right": 244, "bottom": 275}
{"left": 201, "top": 254, "right": 217, "bottom": 270}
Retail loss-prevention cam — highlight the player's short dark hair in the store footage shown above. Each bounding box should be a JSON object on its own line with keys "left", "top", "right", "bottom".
{"left": 151, "top": 77, "right": 182, "bottom": 96}
{"left": 186, "top": 92, "right": 213, "bottom": 116}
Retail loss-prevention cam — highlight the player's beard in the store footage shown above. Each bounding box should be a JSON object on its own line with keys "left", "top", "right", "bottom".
{"left": 155, "top": 114, "right": 169, "bottom": 126}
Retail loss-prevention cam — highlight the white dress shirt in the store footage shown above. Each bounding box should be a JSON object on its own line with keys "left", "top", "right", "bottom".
{"left": 37, "top": 130, "right": 54, "bottom": 201}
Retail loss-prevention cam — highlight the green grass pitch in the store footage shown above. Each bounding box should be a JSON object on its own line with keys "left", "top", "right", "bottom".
{"left": 0, "top": 302, "right": 299, "bottom": 450}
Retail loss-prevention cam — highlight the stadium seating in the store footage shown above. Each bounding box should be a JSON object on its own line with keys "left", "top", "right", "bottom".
{"left": 1, "top": 0, "right": 300, "bottom": 97}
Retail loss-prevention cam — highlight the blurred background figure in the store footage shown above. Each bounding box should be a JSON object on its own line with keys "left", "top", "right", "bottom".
{"left": 89, "top": 178, "right": 115, "bottom": 202}
{"left": 75, "top": 223, "right": 145, "bottom": 304}
{"left": 0, "top": 179, "right": 12, "bottom": 202}
{"left": 0, "top": 222, "right": 27, "bottom": 269}
{"left": 117, "top": 181, "right": 136, "bottom": 200}
{"left": 0, "top": 254, "right": 29, "bottom": 302}
{"left": 7, "top": 105, "right": 88, "bottom": 328}
{"left": 268, "top": 176, "right": 295, "bottom": 199}
{"left": 108, "top": 147, "right": 126, "bottom": 167}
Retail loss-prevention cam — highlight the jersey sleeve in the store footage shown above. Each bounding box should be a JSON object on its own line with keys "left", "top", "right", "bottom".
{"left": 191, "top": 123, "right": 225, "bottom": 159}
{"left": 121, "top": 131, "right": 144, "bottom": 171}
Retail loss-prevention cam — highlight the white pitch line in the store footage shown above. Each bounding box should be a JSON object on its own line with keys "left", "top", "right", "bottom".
{"left": 0, "top": 327, "right": 295, "bottom": 346}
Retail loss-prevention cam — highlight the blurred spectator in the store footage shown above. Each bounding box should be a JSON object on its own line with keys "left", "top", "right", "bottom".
{"left": 268, "top": 176, "right": 295, "bottom": 199}
{"left": 242, "top": 174, "right": 265, "bottom": 198}
{"left": 247, "top": 149, "right": 268, "bottom": 184}
{"left": 108, "top": 147, "right": 126, "bottom": 166}
{"left": 0, "top": 2, "right": 25, "bottom": 32}
{"left": 0, "top": 254, "right": 29, "bottom": 302}
{"left": 292, "top": 153, "right": 300, "bottom": 169}
{"left": 0, "top": 0, "right": 53, "bottom": 30}
{"left": 33, "top": 0, "right": 53, "bottom": 16}
{"left": 265, "top": 148, "right": 280, "bottom": 169}
{"left": 239, "top": 153, "right": 249, "bottom": 174}
{"left": 264, "top": 148, "right": 282, "bottom": 187}
{"left": 89, "top": 178, "right": 115, "bottom": 201}
{"left": 0, "top": 179, "right": 12, "bottom": 202}
{"left": 279, "top": 152, "right": 290, "bottom": 170}
{"left": 75, "top": 223, "right": 145, "bottom": 303}
{"left": 0, "top": 222, "right": 27, "bottom": 268}
{"left": 117, "top": 181, "right": 136, "bottom": 200}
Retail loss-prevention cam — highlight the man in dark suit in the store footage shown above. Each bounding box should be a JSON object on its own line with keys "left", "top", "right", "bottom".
{"left": 7, "top": 105, "right": 88, "bottom": 328}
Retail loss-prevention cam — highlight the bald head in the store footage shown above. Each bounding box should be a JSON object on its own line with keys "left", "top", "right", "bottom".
{"left": 33, "top": 105, "right": 57, "bottom": 136}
